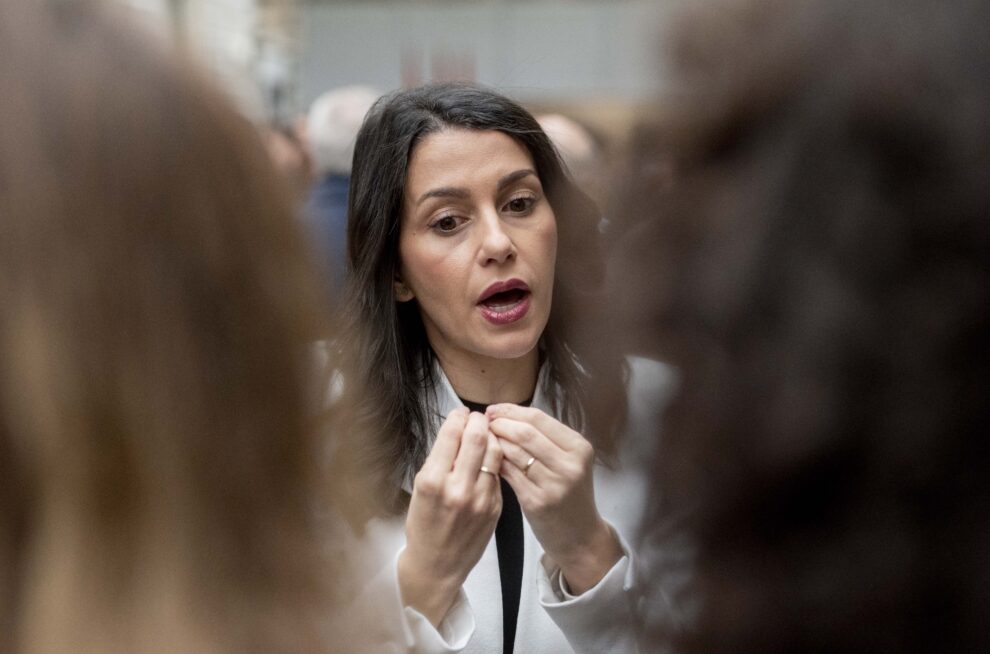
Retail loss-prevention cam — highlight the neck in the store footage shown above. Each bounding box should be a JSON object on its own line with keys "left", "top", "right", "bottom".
{"left": 434, "top": 347, "right": 540, "bottom": 406}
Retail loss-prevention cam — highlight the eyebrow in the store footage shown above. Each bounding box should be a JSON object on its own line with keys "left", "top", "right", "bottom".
{"left": 496, "top": 169, "right": 538, "bottom": 191}
{"left": 415, "top": 186, "right": 469, "bottom": 206}
{"left": 415, "top": 169, "right": 538, "bottom": 207}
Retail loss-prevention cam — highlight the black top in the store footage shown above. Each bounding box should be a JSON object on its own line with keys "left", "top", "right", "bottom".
{"left": 461, "top": 398, "right": 525, "bottom": 654}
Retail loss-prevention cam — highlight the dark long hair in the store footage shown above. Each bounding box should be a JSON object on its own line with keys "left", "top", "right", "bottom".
{"left": 335, "top": 83, "right": 624, "bottom": 513}
{"left": 615, "top": 0, "right": 990, "bottom": 650}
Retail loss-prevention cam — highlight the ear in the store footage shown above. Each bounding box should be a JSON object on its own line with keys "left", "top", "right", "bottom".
{"left": 393, "top": 276, "right": 415, "bottom": 302}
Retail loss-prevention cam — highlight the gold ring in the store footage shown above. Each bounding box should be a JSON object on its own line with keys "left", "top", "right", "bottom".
{"left": 480, "top": 466, "right": 497, "bottom": 476}
{"left": 523, "top": 456, "right": 536, "bottom": 474}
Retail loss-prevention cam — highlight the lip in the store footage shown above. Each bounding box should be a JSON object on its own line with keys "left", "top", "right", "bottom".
{"left": 477, "top": 278, "right": 531, "bottom": 326}
{"left": 477, "top": 278, "right": 530, "bottom": 303}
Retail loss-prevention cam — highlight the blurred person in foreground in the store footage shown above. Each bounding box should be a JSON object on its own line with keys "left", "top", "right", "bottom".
{"left": 261, "top": 121, "right": 313, "bottom": 202}
{"left": 609, "top": 0, "right": 990, "bottom": 651}
{"left": 0, "top": 1, "right": 342, "bottom": 652}
{"left": 304, "top": 85, "right": 381, "bottom": 292}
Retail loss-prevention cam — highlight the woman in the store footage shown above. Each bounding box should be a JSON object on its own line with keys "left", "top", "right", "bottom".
{"left": 333, "top": 83, "right": 671, "bottom": 653}
{"left": 0, "top": 1, "right": 340, "bottom": 652}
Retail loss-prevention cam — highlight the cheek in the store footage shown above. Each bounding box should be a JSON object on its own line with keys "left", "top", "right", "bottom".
{"left": 541, "top": 220, "right": 559, "bottom": 278}
{"left": 400, "top": 240, "right": 467, "bottom": 301}
{"left": 398, "top": 232, "right": 432, "bottom": 283}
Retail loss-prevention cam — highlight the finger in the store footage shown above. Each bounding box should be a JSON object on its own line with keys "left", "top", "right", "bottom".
{"left": 476, "top": 432, "right": 503, "bottom": 489}
{"left": 499, "top": 455, "right": 540, "bottom": 503}
{"left": 422, "top": 407, "right": 469, "bottom": 473}
{"left": 498, "top": 439, "right": 544, "bottom": 481}
{"left": 486, "top": 404, "right": 582, "bottom": 451}
{"left": 489, "top": 417, "right": 563, "bottom": 470}
{"left": 451, "top": 411, "right": 489, "bottom": 485}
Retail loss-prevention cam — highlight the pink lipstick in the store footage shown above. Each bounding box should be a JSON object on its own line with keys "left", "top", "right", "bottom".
{"left": 477, "top": 279, "right": 531, "bottom": 325}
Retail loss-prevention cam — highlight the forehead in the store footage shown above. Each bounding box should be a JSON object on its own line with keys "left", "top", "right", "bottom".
{"left": 404, "top": 128, "right": 537, "bottom": 197}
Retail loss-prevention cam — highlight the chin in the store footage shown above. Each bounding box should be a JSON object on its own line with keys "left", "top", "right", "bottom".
{"left": 477, "top": 329, "right": 543, "bottom": 361}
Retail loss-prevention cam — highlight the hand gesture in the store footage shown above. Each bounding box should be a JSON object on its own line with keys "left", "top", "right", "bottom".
{"left": 487, "top": 404, "right": 622, "bottom": 594}
{"left": 398, "top": 408, "right": 503, "bottom": 625}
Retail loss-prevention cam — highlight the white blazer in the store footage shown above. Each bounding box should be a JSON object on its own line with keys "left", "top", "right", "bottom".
{"left": 332, "top": 357, "right": 677, "bottom": 654}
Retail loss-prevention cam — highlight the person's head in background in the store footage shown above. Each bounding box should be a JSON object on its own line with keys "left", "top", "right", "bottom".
{"left": 303, "top": 85, "right": 381, "bottom": 293}
{"left": 305, "top": 85, "right": 382, "bottom": 182}
{"left": 536, "top": 113, "right": 608, "bottom": 210}
{"left": 0, "top": 1, "right": 337, "bottom": 652}
{"left": 337, "top": 83, "right": 621, "bottom": 512}
{"left": 615, "top": 0, "right": 990, "bottom": 650}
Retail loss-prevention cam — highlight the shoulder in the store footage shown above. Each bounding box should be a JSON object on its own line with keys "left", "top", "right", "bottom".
{"left": 621, "top": 355, "right": 679, "bottom": 466}
{"left": 625, "top": 355, "right": 679, "bottom": 412}
{"left": 594, "top": 357, "right": 678, "bottom": 535}
{"left": 311, "top": 339, "right": 344, "bottom": 408}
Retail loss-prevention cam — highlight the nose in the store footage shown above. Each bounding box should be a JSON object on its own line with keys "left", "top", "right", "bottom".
{"left": 477, "top": 212, "right": 515, "bottom": 266}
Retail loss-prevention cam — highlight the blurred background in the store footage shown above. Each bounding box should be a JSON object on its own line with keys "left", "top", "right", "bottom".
{"left": 116, "top": 0, "right": 671, "bottom": 144}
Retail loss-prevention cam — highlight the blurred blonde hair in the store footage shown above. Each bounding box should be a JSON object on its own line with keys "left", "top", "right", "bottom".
{"left": 0, "top": 1, "right": 338, "bottom": 651}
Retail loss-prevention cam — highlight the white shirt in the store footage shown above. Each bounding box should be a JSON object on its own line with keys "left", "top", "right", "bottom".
{"left": 330, "top": 357, "right": 677, "bottom": 653}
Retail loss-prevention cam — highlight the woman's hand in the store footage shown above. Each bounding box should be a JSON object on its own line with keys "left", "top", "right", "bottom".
{"left": 398, "top": 408, "right": 503, "bottom": 627}
{"left": 487, "top": 404, "right": 622, "bottom": 595}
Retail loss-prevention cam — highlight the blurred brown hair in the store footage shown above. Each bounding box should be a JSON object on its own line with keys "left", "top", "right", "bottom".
{"left": 0, "top": 1, "right": 336, "bottom": 651}
{"left": 613, "top": 0, "right": 990, "bottom": 650}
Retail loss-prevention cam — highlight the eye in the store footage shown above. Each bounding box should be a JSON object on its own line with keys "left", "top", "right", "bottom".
{"left": 504, "top": 195, "right": 536, "bottom": 214}
{"left": 429, "top": 214, "right": 466, "bottom": 234}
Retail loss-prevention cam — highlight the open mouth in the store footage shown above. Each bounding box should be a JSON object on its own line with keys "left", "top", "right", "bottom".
{"left": 477, "top": 279, "right": 532, "bottom": 325}
{"left": 481, "top": 287, "right": 529, "bottom": 311}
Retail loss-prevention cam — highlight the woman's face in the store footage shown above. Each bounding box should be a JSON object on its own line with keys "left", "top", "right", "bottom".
{"left": 396, "top": 128, "right": 558, "bottom": 365}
